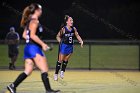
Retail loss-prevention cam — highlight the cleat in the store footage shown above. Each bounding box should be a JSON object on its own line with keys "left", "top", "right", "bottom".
{"left": 7, "top": 84, "right": 16, "bottom": 93}
{"left": 54, "top": 74, "right": 58, "bottom": 81}
{"left": 60, "top": 71, "right": 64, "bottom": 79}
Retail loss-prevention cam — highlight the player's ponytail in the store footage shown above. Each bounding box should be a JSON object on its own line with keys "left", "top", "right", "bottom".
{"left": 20, "top": 3, "right": 42, "bottom": 28}
{"left": 20, "top": 6, "right": 31, "bottom": 28}
{"left": 64, "top": 15, "right": 70, "bottom": 26}
{"left": 60, "top": 15, "right": 70, "bottom": 28}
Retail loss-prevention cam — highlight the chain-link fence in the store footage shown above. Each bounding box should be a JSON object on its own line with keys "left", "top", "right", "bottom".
{"left": 0, "top": 40, "right": 139, "bottom": 70}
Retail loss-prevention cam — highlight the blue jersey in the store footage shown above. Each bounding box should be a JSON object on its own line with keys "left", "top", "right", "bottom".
{"left": 61, "top": 26, "right": 75, "bottom": 45}
{"left": 59, "top": 26, "right": 75, "bottom": 55}
{"left": 26, "top": 19, "right": 43, "bottom": 47}
{"left": 24, "top": 19, "right": 45, "bottom": 59}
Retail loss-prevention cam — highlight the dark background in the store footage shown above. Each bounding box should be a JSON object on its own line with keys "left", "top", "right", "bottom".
{"left": 0, "top": 0, "right": 140, "bottom": 40}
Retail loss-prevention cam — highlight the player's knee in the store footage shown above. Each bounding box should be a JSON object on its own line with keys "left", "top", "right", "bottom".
{"left": 24, "top": 70, "right": 33, "bottom": 76}
{"left": 40, "top": 66, "right": 49, "bottom": 73}
{"left": 64, "top": 59, "right": 68, "bottom": 62}
{"left": 58, "top": 60, "right": 63, "bottom": 63}
{"left": 64, "top": 57, "right": 70, "bottom": 61}
{"left": 64, "top": 58, "right": 69, "bottom": 62}
{"left": 41, "top": 69, "right": 48, "bottom": 73}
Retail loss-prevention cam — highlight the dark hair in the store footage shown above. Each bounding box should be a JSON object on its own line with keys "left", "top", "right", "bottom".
{"left": 60, "top": 15, "right": 70, "bottom": 28}
{"left": 20, "top": 3, "right": 42, "bottom": 28}
{"left": 64, "top": 15, "right": 70, "bottom": 26}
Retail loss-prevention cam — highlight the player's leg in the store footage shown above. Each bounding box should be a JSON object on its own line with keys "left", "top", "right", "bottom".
{"left": 55, "top": 53, "right": 65, "bottom": 74}
{"left": 60, "top": 53, "right": 72, "bottom": 79}
{"left": 7, "top": 59, "right": 34, "bottom": 93}
{"left": 62, "top": 53, "right": 72, "bottom": 71}
{"left": 54, "top": 53, "right": 65, "bottom": 81}
{"left": 33, "top": 54, "right": 60, "bottom": 92}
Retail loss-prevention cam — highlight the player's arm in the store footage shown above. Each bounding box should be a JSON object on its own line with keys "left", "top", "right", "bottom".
{"left": 56, "top": 28, "right": 64, "bottom": 43}
{"left": 74, "top": 27, "right": 83, "bottom": 48}
{"left": 29, "top": 20, "right": 49, "bottom": 51}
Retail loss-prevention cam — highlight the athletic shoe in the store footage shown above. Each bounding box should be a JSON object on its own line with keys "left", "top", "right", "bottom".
{"left": 60, "top": 71, "right": 64, "bottom": 79}
{"left": 54, "top": 74, "right": 58, "bottom": 81}
{"left": 46, "top": 89, "right": 60, "bottom": 93}
{"left": 9, "top": 63, "right": 13, "bottom": 70}
{"left": 12, "top": 65, "right": 16, "bottom": 70}
{"left": 7, "top": 84, "right": 16, "bottom": 93}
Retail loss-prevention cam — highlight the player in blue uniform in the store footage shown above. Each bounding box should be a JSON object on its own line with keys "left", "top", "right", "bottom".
{"left": 54, "top": 15, "right": 83, "bottom": 81}
{"left": 7, "top": 3, "right": 60, "bottom": 93}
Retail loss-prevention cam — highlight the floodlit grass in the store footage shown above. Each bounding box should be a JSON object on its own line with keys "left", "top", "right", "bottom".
{"left": 0, "top": 44, "right": 139, "bottom": 69}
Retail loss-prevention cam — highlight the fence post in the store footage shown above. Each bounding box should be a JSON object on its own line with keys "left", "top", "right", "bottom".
{"left": 89, "top": 43, "right": 91, "bottom": 70}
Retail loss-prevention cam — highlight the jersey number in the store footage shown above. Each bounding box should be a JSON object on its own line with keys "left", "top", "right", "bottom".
{"left": 69, "top": 37, "right": 73, "bottom": 43}
{"left": 26, "top": 30, "right": 30, "bottom": 43}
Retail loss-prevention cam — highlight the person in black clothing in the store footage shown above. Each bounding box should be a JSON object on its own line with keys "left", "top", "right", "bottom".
{"left": 7, "top": 3, "right": 60, "bottom": 93}
{"left": 5, "top": 27, "right": 20, "bottom": 70}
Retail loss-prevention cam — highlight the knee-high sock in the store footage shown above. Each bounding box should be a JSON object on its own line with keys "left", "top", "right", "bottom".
{"left": 61, "top": 61, "right": 68, "bottom": 72}
{"left": 41, "top": 72, "right": 51, "bottom": 91}
{"left": 55, "top": 61, "right": 61, "bottom": 74}
{"left": 13, "top": 72, "right": 28, "bottom": 87}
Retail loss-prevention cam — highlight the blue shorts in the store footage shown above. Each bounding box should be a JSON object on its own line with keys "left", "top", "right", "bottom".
{"left": 24, "top": 44, "right": 45, "bottom": 59}
{"left": 59, "top": 43, "right": 73, "bottom": 55}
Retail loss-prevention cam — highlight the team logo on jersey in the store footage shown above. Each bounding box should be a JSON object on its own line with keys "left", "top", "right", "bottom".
{"left": 65, "top": 33, "right": 74, "bottom": 37}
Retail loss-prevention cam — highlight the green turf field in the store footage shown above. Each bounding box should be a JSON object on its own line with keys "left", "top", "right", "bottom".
{"left": 0, "top": 44, "right": 139, "bottom": 69}
{"left": 0, "top": 70, "right": 140, "bottom": 93}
